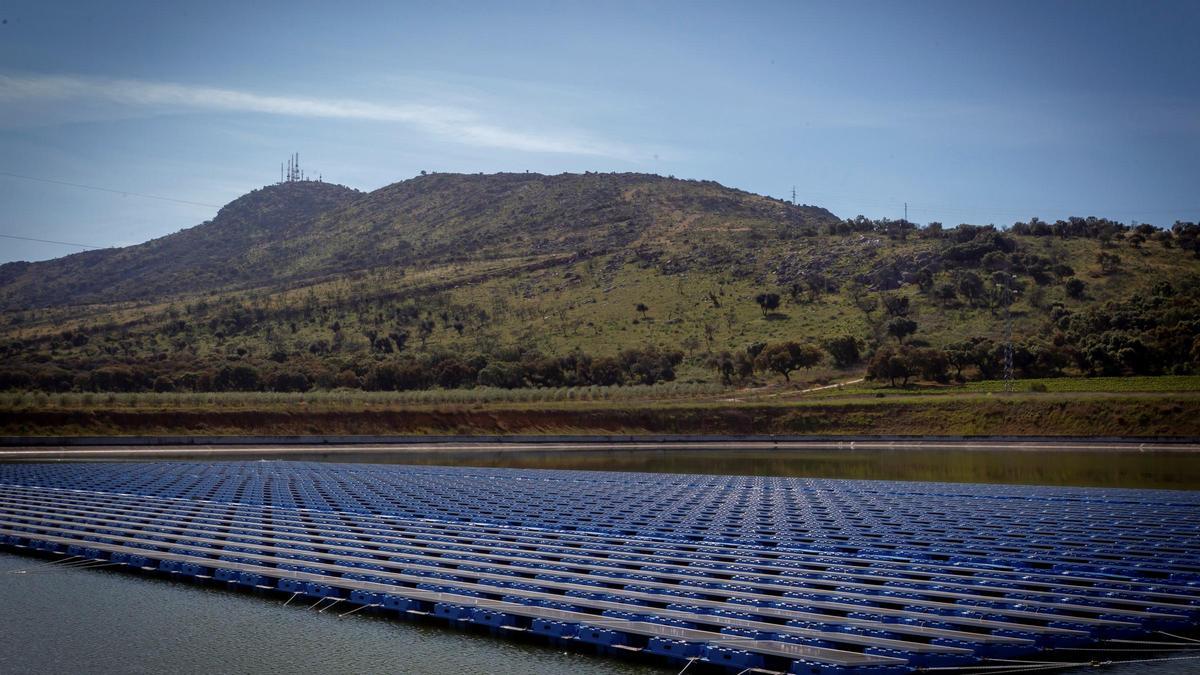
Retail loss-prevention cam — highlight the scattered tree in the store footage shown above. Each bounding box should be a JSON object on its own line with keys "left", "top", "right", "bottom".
{"left": 886, "top": 317, "right": 918, "bottom": 343}
{"left": 822, "top": 335, "right": 863, "bottom": 368}
{"left": 867, "top": 347, "right": 913, "bottom": 387}
{"left": 754, "top": 292, "right": 781, "bottom": 316}
{"left": 754, "top": 341, "right": 822, "bottom": 382}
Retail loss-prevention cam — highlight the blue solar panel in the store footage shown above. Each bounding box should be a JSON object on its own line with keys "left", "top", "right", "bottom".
{"left": 1, "top": 461, "right": 1198, "bottom": 673}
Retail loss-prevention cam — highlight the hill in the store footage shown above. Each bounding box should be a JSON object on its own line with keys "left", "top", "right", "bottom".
{"left": 1, "top": 171, "right": 1198, "bottom": 397}
{"left": 0, "top": 181, "right": 362, "bottom": 308}
{"left": 0, "top": 172, "right": 835, "bottom": 310}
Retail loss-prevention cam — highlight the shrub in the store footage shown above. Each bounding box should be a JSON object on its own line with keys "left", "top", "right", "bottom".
{"left": 822, "top": 335, "right": 862, "bottom": 368}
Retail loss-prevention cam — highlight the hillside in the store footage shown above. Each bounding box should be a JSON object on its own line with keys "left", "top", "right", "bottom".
{"left": 1, "top": 171, "right": 1198, "bottom": 396}
{"left": 0, "top": 172, "right": 835, "bottom": 311}
{"left": 0, "top": 181, "right": 362, "bottom": 308}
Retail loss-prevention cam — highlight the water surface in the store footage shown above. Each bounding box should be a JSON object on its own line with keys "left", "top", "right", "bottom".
{"left": 279, "top": 447, "right": 1200, "bottom": 490}
{"left": 0, "top": 551, "right": 662, "bottom": 675}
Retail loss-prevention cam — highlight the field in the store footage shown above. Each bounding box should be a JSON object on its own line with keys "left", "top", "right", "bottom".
{"left": 3, "top": 376, "right": 1196, "bottom": 438}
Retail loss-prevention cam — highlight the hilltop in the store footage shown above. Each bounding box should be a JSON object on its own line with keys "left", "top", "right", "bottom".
{"left": 1, "top": 171, "right": 1198, "bottom": 399}
{"left": 0, "top": 172, "right": 834, "bottom": 310}
{"left": 0, "top": 181, "right": 362, "bottom": 308}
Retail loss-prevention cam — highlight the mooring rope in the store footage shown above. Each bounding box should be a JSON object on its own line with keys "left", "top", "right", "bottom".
{"left": 983, "top": 659, "right": 1067, "bottom": 665}
{"left": 1158, "top": 631, "right": 1200, "bottom": 644}
{"left": 51, "top": 559, "right": 115, "bottom": 570}
{"left": 675, "top": 657, "right": 698, "bottom": 675}
{"left": 1109, "top": 638, "right": 1200, "bottom": 646}
{"left": 979, "top": 663, "right": 1102, "bottom": 675}
{"left": 16, "top": 557, "right": 88, "bottom": 566}
{"left": 1109, "top": 654, "right": 1200, "bottom": 665}
{"left": 306, "top": 596, "right": 330, "bottom": 610}
{"left": 928, "top": 653, "right": 1200, "bottom": 674}
{"left": 282, "top": 591, "right": 299, "bottom": 607}
{"left": 57, "top": 557, "right": 121, "bottom": 566}
{"left": 338, "top": 603, "right": 378, "bottom": 618}
{"left": 926, "top": 664, "right": 1072, "bottom": 672}
{"left": 6, "top": 555, "right": 80, "bottom": 573}
{"left": 1055, "top": 647, "right": 1200, "bottom": 653}
{"left": 317, "top": 597, "right": 343, "bottom": 613}
{"left": 9, "top": 557, "right": 121, "bottom": 574}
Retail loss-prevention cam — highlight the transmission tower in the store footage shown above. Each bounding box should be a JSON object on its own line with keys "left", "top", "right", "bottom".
{"left": 276, "top": 153, "right": 322, "bottom": 184}
{"left": 1002, "top": 273, "right": 1015, "bottom": 393}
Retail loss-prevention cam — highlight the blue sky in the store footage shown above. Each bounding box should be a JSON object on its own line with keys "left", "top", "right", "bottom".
{"left": 1, "top": 0, "right": 1197, "bottom": 263}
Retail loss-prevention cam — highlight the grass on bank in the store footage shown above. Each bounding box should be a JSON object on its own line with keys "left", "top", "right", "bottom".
{"left": 1, "top": 375, "right": 1197, "bottom": 414}
{"left": 0, "top": 382, "right": 728, "bottom": 411}
{"left": 802, "top": 374, "right": 1200, "bottom": 399}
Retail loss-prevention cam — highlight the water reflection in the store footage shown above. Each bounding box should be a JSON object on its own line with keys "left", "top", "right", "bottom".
{"left": 278, "top": 448, "right": 1200, "bottom": 490}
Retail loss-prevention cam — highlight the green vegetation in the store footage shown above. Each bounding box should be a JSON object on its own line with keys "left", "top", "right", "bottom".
{"left": 2, "top": 387, "right": 1196, "bottom": 437}
{"left": 1, "top": 172, "right": 1198, "bottom": 406}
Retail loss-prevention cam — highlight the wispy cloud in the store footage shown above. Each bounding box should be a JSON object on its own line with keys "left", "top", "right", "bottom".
{"left": 0, "top": 73, "right": 630, "bottom": 157}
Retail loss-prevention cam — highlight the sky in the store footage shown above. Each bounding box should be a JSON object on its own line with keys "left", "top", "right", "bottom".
{"left": 1, "top": 0, "right": 1198, "bottom": 263}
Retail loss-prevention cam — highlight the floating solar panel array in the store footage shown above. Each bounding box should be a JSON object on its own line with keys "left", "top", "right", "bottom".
{"left": 2, "top": 461, "right": 1199, "bottom": 674}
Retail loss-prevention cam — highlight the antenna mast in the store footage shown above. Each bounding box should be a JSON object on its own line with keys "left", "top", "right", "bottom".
{"left": 1002, "top": 273, "right": 1015, "bottom": 393}
{"left": 277, "top": 153, "right": 321, "bottom": 183}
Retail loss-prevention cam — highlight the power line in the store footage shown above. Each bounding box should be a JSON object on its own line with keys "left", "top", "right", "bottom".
{"left": 0, "top": 233, "right": 104, "bottom": 249}
{"left": 0, "top": 171, "right": 222, "bottom": 209}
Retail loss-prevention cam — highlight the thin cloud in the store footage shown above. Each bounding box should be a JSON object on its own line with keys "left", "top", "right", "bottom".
{"left": 0, "top": 73, "right": 630, "bottom": 157}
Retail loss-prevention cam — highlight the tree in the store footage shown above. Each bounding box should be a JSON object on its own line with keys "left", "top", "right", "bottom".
{"left": 476, "top": 362, "right": 525, "bottom": 389}
{"left": 932, "top": 282, "right": 958, "bottom": 306}
{"left": 417, "top": 319, "right": 435, "bottom": 347}
{"left": 881, "top": 294, "right": 910, "bottom": 318}
{"left": 1064, "top": 278, "right": 1086, "bottom": 299}
{"left": 214, "top": 364, "right": 260, "bottom": 391}
{"left": 754, "top": 341, "right": 822, "bottom": 382}
{"left": 269, "top": 372, "right": 310, "bottom": 392}
{"left": 1097, "top": 251, "right": 1122, "bottom": 275}
{"left": 886, "top": 317, "right": 918, "bottom": 342}
{"left": 587, "top": 357, "right": 625, "bottom": 386}
{"left": 846, "top": 280, "right": 877, "bottom": 317}
{"left": 910, "top": 347, "right": 950, "bottom": 383}
{"left": 634, "top": 303, "right": 649, "bottom": 319}
{"left": 620, "top": 347, "right": 682, "bottom": 384}
{"left": 867, "top": 346, "right": 913, "bottom": 387}
{"left": 706, "top": 351, "right": 736, "bottom": 385}
{"left": 854, "top": 293, "right": 879, "bottom": 318}
{"left": 955, "top": 271, "right": 985, "bottom": 305}
{"left": 434, "top": 358, "right": 476, "bottom": 388}
{"left": 943, "top": 341, "right": 975, "bottom": 380}
{"left": 981, "top": 250, "right": 1009, "bottom": 271}
{"left": 754, "top": 292, "right": 781, "bottom": 316}
{"left": 822, "top": 335, "right": 862, "bottom": 368}
{"left": 734, "top": 352, "right": 755, "bottom": 382}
